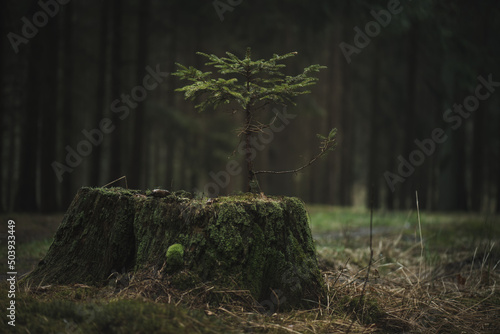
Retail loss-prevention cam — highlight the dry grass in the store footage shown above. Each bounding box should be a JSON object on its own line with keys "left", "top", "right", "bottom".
{"left": 23, "top": 236, "right": 498, "bottom": 333}
{"left": 12, "top": 212, "right": 500, "bottom": 333}
{"left": 316, "top": 224, "right": 500, "bottom": 333}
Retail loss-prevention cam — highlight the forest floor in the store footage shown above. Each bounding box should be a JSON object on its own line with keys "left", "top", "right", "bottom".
{"left": 1, "top": 207, "right": 500, "bottom": 333}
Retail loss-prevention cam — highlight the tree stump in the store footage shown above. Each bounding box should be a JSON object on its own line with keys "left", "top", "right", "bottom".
{"left": 27, "top": 187, "right": 324, "bottom": 308}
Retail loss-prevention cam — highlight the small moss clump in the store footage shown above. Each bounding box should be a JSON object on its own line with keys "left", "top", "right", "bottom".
{"left": 166, "top": 244, "right": 184, "bottom": 272}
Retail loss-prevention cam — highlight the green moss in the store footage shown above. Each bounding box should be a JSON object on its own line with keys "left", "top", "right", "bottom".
{"left": 5, "top": 292, "right": 229, "bottom": 334}
{"left": 166, "top": 244, "right": 184, "bottom": 272}
{"left": 243, "top": 223, "right": 266, "bottom": 296}
{"left": 208, "top": 204, "right": 248, "bottom": 264}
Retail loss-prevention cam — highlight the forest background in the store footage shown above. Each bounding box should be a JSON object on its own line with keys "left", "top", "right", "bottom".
{"left": 1, "top": 0, "right": 499, "bottom": 213}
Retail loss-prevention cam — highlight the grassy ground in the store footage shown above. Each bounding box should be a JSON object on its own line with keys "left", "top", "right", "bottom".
{"left": 1, "top": 207, "right": 499, "bottom": 333}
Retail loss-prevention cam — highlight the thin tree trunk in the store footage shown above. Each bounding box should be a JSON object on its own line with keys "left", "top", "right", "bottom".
{"left": 367, "top": 50, "right": 381, "bottom": 209}
{"left": 14, "top": 41, "right": 41, "bottom": 211}
{"left": 399, "top": 21, "right": 419, "bottom": 209}
{"left": 129, "top": 0, "right": 151, "bottom": 189}
{"left": 245, "top": 105, "right": 257, "bottom": 192}
{"left": 438, "top": 83, "right": 468, "bottom": 211}
{"left": 339, "top": 61, "right": 353, "bottom": 206}
{"left": 39, "top": 16, "right": 59, "bottom": 212}
{"left": 454, "top": 128, "right": 468, "bottom": 211}
{"left": 471, "top": 104, "right": 484, "bottom": 211}
{"left": 326, "top": 22, "right": 343, "bottom": 205}
{"left": 165, "top": 139, "right": 175, "bottom": 188}
{"left": 108, "top": 0, "right": 123, "bottom": 181}
{"left": 471, "top": 17, "right": 490, "bottom": 212}
{"left": 243, "top": 51, "right": 257, "bottom": 193}
{"left": 90, "top": 0, "right": 110, "bottom": 188}
{"left": 164, "top": 6, "right": 185, "bottom": 190}
{"left": 0, "top": 6, "right": 4, "bottom": 212}
{"left": 59, "top": 2, "right": 75, "bottom": 208}
{"left": 496, "top": 100, "right": 500, "bottom": 213}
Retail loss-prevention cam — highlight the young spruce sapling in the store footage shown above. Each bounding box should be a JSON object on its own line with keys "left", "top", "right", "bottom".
{"left": 173, "top": 48, "right": 337, "bottom": 194}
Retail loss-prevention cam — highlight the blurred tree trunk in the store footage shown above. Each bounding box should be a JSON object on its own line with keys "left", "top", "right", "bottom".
{"left": 0, "top": 127, "right": 3, "bottom": 211}
{"left": 438, "top": 81, "right": 468, "bottom": 211}
{"left": 452, "top": 95, "right": 468, "bottom": 211}
{"left": 108, "top": 0, "right": 123, "bottom": 182}
{"left": 471, "top": 19, "right": 490, "bottom": 212}
{"left": 399, "top": 21, "right": 419, "bottom": 209}
{"left": 4, "top": 67, "right": 21, "bottom": 211}
{"left": 39, "top": 18, "right": 59, "bottom": 212}
{"left": 165, "top": 137, "right": 175, "bottom": 188}
{"left": 337, "top": 0, "right": 353, "bottom": 207}
{"left": 0, "top": 5, "right": 4, "bottom": 212}
{"left": 339, "top": 63, "right": 353, "bottom": 206}
{"left": 2, "top": 6, "right": 23, "bottom": 212}
{"left": 6, "top": 127, "right": 17, "bottom": 211}
{"left": 60, "top": 2, "right": 75, "bottom": 208}
{"left": 367, "top": 50, "right": 381, "bottom": 209}
{"left": 14, "top": 41, "right": 41, "bottom": 212}
{"left": 129, "top": 0, "right": 151, "bottom": 189}
{"left": 326, "top": 21, "right": 343, "bottom": 205}
{"left": 90, "top": 0, "right": 110, "bottom": 188}
{"left": 439, "top": 129, "right": 467, "bottom": 211}
{"left": 159, "top": 4, "right": 178, "bottom": 190}
{"left": 497, "top": 167, "right": 500, "bottom": 212}
{"left": 470, "top": 102, "right": 484, "bottom": 211}
{"left": 497, "top": 107, "right": 500, "bottom": 213}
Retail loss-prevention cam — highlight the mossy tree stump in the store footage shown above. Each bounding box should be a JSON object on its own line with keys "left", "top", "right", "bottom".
{"left": 28, "top": 187, "right": 324, "bottom": 308}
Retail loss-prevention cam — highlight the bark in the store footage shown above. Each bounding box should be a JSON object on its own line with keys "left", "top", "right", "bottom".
{"left": 28, "top": 187, "right": 325, "bottom": 308}
{"left": 245, "top": 106, "right": 258, "bottom": 192}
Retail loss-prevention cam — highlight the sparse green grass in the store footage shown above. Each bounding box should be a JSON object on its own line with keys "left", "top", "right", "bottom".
{"left": 308, "top": 205, "right": 499, "bottom": 264}
{"left": 2, "top": 209, "right": 500, "bottom": 333}
{"left": 306, "top": 205, "right": 414, "bottom": 231}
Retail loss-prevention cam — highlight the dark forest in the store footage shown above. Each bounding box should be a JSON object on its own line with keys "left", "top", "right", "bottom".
{"left": 2, "top": 0, "right": 500, "bottom": 213}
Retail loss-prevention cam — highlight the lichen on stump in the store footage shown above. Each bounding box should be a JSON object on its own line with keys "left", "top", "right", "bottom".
{"left": 27, "top": 187, "right": 324, "bottom": 308}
